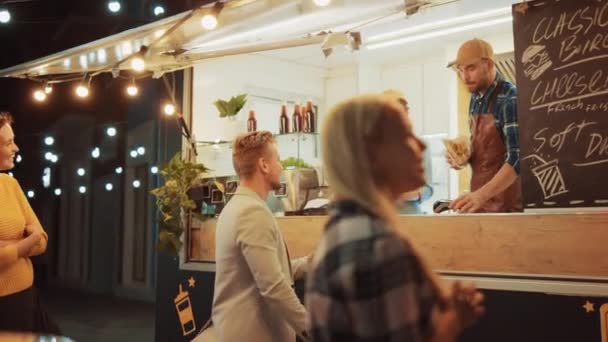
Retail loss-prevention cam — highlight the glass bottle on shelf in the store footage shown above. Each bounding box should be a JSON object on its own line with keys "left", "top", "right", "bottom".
{"left": 302, "top": 102, "right": 310, "bottom": 133}
{"left": 279, "top": 102, "right": 289, "bottom": 134}
{"left": 292, "top": 103, "right": 303, "bottom": 133}
{"left": 247, "top": 109, "right": 257, "bottom": 132}
{"left": 305, "top": 99, "right": 316, "bottom": 133}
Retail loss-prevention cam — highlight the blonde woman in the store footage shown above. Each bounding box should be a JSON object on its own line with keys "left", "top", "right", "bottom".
{"left": 306, "top": 95, "right": 484, "bottom": 342}
{"left": 0, "top": 111, "right": 50, "bottom": 332}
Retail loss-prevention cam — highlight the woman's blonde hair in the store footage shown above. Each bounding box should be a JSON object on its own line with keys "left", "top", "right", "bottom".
{"left": 321, "top": 94, "right": 401, "bottom": 224}
{"left": 321, "top": 94, "right": 449, "bottom": 304}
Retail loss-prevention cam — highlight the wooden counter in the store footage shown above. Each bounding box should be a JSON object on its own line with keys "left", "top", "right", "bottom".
{"left": 188, "top": 212, "right": 608, "bottom": 293}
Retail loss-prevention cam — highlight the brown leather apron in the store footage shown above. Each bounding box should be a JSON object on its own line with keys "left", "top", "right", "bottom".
{"left": 469, "top": 82, "right": 522, "bottom": 213}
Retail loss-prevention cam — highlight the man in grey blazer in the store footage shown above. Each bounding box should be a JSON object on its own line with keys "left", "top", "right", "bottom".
{"left": 212, "top": 131, "right": 309, "bottom": 342}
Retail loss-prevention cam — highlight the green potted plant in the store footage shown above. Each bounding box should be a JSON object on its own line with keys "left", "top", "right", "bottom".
{"left": 214, "top": 93, "right": 248, "bottom": 140}
{"left": 150, "top": 153, "right": 210, "bottom": 256}
{"left": 213, "top": 93, "right": 248, "bottom": 119}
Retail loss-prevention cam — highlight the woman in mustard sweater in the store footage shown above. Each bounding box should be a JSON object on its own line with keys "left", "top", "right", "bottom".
{"left": 0, "top": 111, "right": 49, "bottom": 332}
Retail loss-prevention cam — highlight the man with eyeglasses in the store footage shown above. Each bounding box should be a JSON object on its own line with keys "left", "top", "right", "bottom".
{"left": 446, "top": 38, "right": 522, "bottom": 213}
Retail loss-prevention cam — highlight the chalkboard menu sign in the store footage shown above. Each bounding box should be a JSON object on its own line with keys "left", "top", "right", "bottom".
{"left": 513, "top": 0, "right": 608, "bottom": 209}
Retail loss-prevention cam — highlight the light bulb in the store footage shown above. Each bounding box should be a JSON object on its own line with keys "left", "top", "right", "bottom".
{"left": 76, "top": 85, "right": 89, "bottom": 98}
{"left": 77, "top": 168, "right": 85, "bottom": 176}
{"left": 44, "top": 84, "right": 53, "bottom": 94}
{"left": 132, "top": 180, "right": 141, "bottom": 188}
{"left": 79, "top": 186, "right": 87, "bottom": 194}
{"left": 44, "top": 152, "right": 53, "bottom": 160}
{"left": 127, "top": 85, "right": 139, "bottom": 96}
{"left": 106, "top": 127, "right": 117, "bottom": 137}
{"left": 130, "top": 150, "right": 138, "bottom": 158}
{"left": 54, "top": 188, "right": 62, "bottom": 196}
{"left": 313, "top": 0, "right": 331, "bottom": 6}
{"left": 115, "top": 167, "right": 123, "bottom": 174}
{"left": 108, "top": 1, "right": 121, "bottom": 13}
{"left": 105, "top": 183, "right": 114, "bottom": 191}
{"left": 131, "top": 57, "right": 145, "bottom": 72}
{"left": 0, "top": 9, "right": 10, "bottom": 24}
{"left": 150, "top": 166, "right": 159, "bottom": 174}
{"left": 34, "top": 90, "right": 47, "bottom": 102}
{"left": 201, "top": 14, "right": 218, "bottom": 30}
{"left": 91, "top": 147, "right": 100, "bottom": 159}
{"left": 163, "top": 103, "right": 176, "bottom": 116}
{"left": 137, "top": 146, "right": 146, "bottom": 155}
{"left": 44, "top": 136, "right": 54, "bottom": 146}
{"left": 27, "top": 190, "right": 35, "bottom": 198}
{"left": 154, "top": 5, "right": 165, "bottom": 16}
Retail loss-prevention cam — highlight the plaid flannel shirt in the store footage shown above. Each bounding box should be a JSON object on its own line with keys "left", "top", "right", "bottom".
{"left": 306, "top": 200, "right": 437, "bottom": 342}
{"left": 469, "top": 72, "right": 520, "bottom": 174}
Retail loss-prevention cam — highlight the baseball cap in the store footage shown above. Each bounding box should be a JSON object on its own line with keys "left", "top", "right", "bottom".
{"left": 447, "top": 38, "right": 494, "bottom": 68}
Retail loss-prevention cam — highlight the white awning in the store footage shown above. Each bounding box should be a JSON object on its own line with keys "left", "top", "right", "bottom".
{"left": 0, "top": 0, "right": 407, "bottom": 79}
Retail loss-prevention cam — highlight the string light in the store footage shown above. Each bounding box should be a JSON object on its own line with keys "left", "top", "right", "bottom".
{"left": 201, "top": 14, "right": 218, "bottom": 30}
{"left": 79, "top": 186, "right": 87, "bottom": 194}
{"left": 50, "top": 154, "right": 58, "bottom": 163}
{"left": 106, "top": 126, "right": 117, "bottom": 137}
{"left": 27, "top": 190, "right": 35, "bottom": 199}
{"left": 0, "top": 7, "right": 10, "bottom": 24}
{"left": 105, "top": 183, "right": 114, "bottom": 191}
{"left": 91, "top": 147, "right": 100, "bottom": 159}
{"left": 44, "top": 152, "right": 53, "bottom": 161}
{"left": 44, "top": 136, "right": 55, "bottom": 146}
{"left": 44, "top": 83, "right": 53, "bottom": 94}
{"left": 163, "top": 103, "right": 176, "bottom": 116}
{"left": 131, "top": 57, "right": 145, "bottom": 72}
{"left": 201, "top": 2, "right": 223, "bottom": 30}
{"left": 132, "top": 180, "right": 141, "bottom": 188}
{"left": 108, "top": 1, "right": 121, "bottom": 13}
{"left": 150, "top": 166, "right": 159, "bottom": 174}
{"left": 313, "top": 0, "right": 331, "bottom": 6}
{"left": 54, "top": 188, "right": 62, "bottom": 196}
{"left": 15, "top": 154, "right": 22, "bottom": 163}
{"left": 137, "top": 146, "right": 146, "bottom": 155}
{"left": 77, "top": 168, "right": 86, "bottom": 176}
{"left": 126, "top": 78, "right": 139, "bottom": 96}
{"left": 115, "top": 166, "right": 123, "bottom": 174}
{"left": 153, "top": 5, "right": 165, "bottom": 16}
{"left": 33, "top": 90, "right": 47, "bottom": 102}
{"left": 75, "top": 84, "right": 89, "bottom": 98}
{"left": 130, "top": 150, "right": 138, "bottom": 158}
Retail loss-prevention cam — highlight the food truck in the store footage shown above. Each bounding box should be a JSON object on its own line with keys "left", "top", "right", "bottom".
{"left": 1, "top": 0, "right": 606, "bottom": 341}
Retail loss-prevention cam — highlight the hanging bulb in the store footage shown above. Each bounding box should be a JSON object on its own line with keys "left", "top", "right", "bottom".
{"left": 127, "top": 84, "right": 139, "bottom": 96}
{"left": 75, "top": 84, "right": 89, "bottom": 98}
{"left": 44, "top": 83, "right": 53, "bottom": 94}
{"left": 131, "top": 57, "right": 145, "bottom": 72}
{"left": 33, "top": 89, "right": 47, "bottom": 102}
{"left": 313, "top": 0, "right": 331, "bottom": 6}
{"left": 164, "top": 103, "right": 176, "bottom": 116}
{"left": 201, "top": 14, "right": 218, "bottom": 30}
{"left": 201, "top": 2, "right": 223, "bottom": 30}
{"left": 0, "top": 8, "right": 11, "bottom": 24}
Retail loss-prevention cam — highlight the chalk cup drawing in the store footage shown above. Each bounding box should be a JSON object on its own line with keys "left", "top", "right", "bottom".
{"left": 522, "top": 45, "right": 553, "bottom": 81}
{"left": 523, "top": 154, "right": 568, "bottom": 199}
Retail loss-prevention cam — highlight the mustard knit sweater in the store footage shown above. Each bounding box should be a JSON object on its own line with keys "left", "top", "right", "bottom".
{"left": 0, "top": 173, "right": 48, "bottom": 297}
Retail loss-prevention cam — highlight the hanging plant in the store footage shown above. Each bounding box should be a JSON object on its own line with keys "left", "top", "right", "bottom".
{"left": 214, "top": 93, "right": 248, "bottom": 118}
{"left": 150, "top": 152, "right": 210, "bottom": 256}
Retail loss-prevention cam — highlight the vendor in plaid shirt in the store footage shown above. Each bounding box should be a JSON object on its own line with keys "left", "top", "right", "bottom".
{"left": 447, "top": 38, "right": 522, "bottom": 213}
{"left": 306, "top": 94, "right": 484, "bottom": 342}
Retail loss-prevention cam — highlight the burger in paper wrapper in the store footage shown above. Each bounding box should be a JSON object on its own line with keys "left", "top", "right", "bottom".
{"left": 443, "top": 136, "right": 471, "bottom": 168}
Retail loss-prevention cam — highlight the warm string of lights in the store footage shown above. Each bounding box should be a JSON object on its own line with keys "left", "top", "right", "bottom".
{"left": 11, "top": 121, "right": 160, "bottom": 200}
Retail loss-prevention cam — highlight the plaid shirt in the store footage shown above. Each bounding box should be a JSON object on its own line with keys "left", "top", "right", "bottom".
{"left": 469, "top": 72, "right": 520, "bottom": 174}
{"left": 306, "top": 200, "right": 437, "bottom": 342}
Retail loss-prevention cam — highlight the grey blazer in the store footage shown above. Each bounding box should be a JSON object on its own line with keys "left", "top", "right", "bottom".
{"left": 212, "top": 186, "right": 308, "bottom": 342}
